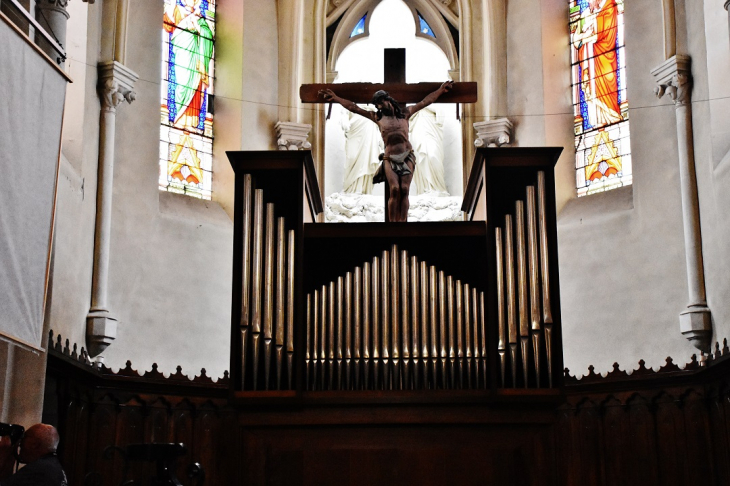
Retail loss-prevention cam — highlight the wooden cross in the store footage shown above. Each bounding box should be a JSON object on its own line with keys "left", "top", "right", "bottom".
{"left": 301, "top": 48, "right": 477, "bottom": 106}
{"left": 300, "top": 48, "right": 477, "bottom": 221}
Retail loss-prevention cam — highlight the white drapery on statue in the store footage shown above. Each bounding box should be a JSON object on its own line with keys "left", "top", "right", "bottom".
{"left": 342, "top": 106, "right": 383, "bottom": 194}
{"left": 409, "top": 105, "right": 448, "bottom": 195}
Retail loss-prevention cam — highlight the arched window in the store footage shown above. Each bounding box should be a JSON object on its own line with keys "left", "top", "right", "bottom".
{"left": 160, "top": 0, "right": 216, "bottom": 200}
{"left": 570, "top": 0, "right": 631, "bottom": 197}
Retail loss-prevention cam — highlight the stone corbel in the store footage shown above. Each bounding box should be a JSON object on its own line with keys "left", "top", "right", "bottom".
{"left": 652, "top": 55, "right": 713, "bottom": 354}
{"left": 276, "top": 121, "right": 313, "bottom": 151}
{"left": 473, "top": 118, "right": 513, "bottom": 148}
{"left": 98, "top": 61, "right": 137, "bottom": 109}
{"left": 652, "top": 55, "right": 691, "bottom": 106}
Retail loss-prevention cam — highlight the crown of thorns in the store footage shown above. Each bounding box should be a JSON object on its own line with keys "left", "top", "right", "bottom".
{"left": 371, "top": 90, "right": 394, "bottom": 105}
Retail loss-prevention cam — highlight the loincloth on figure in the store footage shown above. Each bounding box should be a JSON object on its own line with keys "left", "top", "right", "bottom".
{"left": 373, "top": 150, "right": 415, "bottom": 184}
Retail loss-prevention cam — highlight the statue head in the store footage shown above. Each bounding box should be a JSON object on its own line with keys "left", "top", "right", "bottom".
{"left": 370, "top": 90, "right": 406, "bottom": 119}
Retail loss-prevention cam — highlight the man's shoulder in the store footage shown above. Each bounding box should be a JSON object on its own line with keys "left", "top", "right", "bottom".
{"left": 0, "top": 456, "right": 67, "bottom": 486}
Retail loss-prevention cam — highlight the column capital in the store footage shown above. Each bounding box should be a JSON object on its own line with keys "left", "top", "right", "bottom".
{"left": 276, "top": 121, "right": 313, "bottom": 150}
{"left": 651, "top": 54, "right": 692, "bottom": 106}
{"left": 473, "top": 118, "right": 513, "bottom": 148}
{"left": 36, "top": 0, "right": 70, "bottom": 11}
{"left": 725, "top": 0, "right": 730, "bottom": 11}
{"left": 97, "top": 61, "right": 138, "bottom": 113}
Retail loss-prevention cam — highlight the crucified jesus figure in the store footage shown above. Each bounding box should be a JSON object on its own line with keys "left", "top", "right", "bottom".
{"left": 320, "top": 80, "right": 454, "bottom": 222}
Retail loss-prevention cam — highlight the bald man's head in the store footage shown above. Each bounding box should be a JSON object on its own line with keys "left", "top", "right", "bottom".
{"left": 17, "top": 424, "right": 59, "bottom": 464}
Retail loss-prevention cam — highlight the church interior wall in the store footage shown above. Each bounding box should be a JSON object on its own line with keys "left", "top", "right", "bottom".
{"left": 7, "top": 0, "right": 729, "bottom": 405}
{"left": 529, "top": 0, "right": 702, "bottom": 374}
{"left": 45, "top": 0, "right": 103, "bottom": 351}
{"left": 686, "top": 0, "right": 730, "bottom": 351}
{"left": 506, "top": 0, "right": 547, "bottom": 149}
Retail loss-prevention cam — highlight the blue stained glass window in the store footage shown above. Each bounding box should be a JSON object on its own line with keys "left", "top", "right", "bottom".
{"left": 417, "top": 12, "right": 435, "bottom": 37}
{"left": 350, "top": 15, "right": 366, "bottom": 37}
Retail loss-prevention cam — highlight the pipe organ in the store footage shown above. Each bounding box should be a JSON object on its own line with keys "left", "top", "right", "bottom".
{"left": 305, "top": 245, "right": 487, "bottom": 390}
{"left": 494, "top": 171, "right": 554, "bottom": 388}
{"left": 229, "top": 147, "right": 563, "bottom": 398}
{"left": 238, "top": 175, "right": 298, "bottom": 391}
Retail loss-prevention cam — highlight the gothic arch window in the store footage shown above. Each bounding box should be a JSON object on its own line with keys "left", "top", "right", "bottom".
{"left": 326, "top": 0, "right": 458, "bottom": 78}
{"left": 159, "top": 0, "right": 216, "bottom": 200}
{"left": 570, "top": 0, "right": 631, "bottom": 197}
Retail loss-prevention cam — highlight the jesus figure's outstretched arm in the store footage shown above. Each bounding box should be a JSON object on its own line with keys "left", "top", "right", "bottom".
{"left": 319, "top": 89, "right": 378, "bottom": 123}
{"left": 406, "top": 80, "right": 454, "bottom": 118}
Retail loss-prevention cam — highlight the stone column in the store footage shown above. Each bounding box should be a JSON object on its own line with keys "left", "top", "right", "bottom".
{"left": 86, "top": 61, "right": 137, "bottom": 358}
{"left": 473, "top": 118, "right": 513, "bottom": 148}
{"left": 651, "top": 55, "right": 712, "bottom": 352}
{"left": 34, "top": 0, "right": 69, "bottom": 64}
{"left": 276, "top": 121, "right": 312, "bottom": 150}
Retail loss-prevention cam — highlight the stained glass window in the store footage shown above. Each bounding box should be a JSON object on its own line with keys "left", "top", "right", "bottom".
{"left": 160, "top": 0, "right": 215, "bottom": 200}
{"left": 351, "top": 15, "right": 366, "bottom": 38}
{"left": 417, "top": 12, "right": 435, "bottom": 37}
{"left": 570, "top": 0, "right": 631, "bottom": 197}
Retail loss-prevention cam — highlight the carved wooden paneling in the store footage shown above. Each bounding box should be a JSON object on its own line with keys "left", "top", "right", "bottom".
{"left": 45, "top": 340, "right": 730, "bottom": 485}
{"left": 625, "top": 394, "right": 658, "bottom": 485}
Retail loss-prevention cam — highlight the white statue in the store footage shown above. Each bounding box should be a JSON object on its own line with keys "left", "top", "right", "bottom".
{"left": 341, "top": 105, "right": 382, "bottom": 194}
{"left": 409, "top": 105, "right": 448, "bottom": 195}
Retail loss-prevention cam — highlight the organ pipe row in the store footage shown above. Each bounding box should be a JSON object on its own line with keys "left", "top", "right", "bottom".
{"left": 305, "top": 245, "right": 487, "bottom": 391}
{"left": 496, "top": 171, "right": 554, "bottom": 388}
{"left": 239, "top": 175, "right": 296, "bottom": 390}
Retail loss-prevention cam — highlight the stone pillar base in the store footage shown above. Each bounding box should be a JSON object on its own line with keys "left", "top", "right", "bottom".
{"left": 276, "top": 121, "right": 312, "bottom": 151}
{"left": 86, "top": 309, "right": 118, "bottom": 358}
{"left": 680, "top": 306, "right": 712, "bottom": 352}
{"left": 473, "top": 118, "right": 513, "bottom": 148}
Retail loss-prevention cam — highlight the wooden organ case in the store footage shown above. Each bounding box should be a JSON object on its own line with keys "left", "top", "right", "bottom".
{"left": 227, "top": 147, "right": 566, "bottom": 484}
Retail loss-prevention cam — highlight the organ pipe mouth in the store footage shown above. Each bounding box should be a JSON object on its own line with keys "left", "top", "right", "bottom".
{"left": 303, "top": 243, "right": 490, "bottom": 391}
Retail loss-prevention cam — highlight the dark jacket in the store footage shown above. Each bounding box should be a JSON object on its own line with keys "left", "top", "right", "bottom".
{"left": 0, "top": 455, "right": 67, "bottom": 486}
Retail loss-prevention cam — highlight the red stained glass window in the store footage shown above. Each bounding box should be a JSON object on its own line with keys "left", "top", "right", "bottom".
{"left": 570, "top": 0, "right": 631, "bottom": 196}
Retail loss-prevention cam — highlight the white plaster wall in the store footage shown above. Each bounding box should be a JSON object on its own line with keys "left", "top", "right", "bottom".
{"left": 689, "top": 0, "right": 730, "bottom": 349}
{"left": 506, "top": 0, "right": 546, "bottom": 147}
{"left": 46, "top": 0, "right": 102, "bottom": 350}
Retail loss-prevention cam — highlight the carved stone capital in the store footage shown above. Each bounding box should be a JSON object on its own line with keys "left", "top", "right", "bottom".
{"left": 276, "top": 121, "right": 313, "bottom": 151}
{"left": 36, "top": 0, "right": 70, "bottom": 9}
{"left": 35, "top": 0, "right": 70, "bottom": 19}
{"left": 651, "top": 54, "right": 692, "bottom": 107}
{"left": 473, "top": 118, "right": 513, "bottom": 148}
{"left": 725, "top": 0, "right": 730, "bottom": 11}
{"left": 98, "top": 61, "right": 138, "bottom": 113}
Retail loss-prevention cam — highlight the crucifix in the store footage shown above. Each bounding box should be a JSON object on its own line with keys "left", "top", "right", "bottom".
{"left": 301, "top": 48, "right": 477, "bottom": 222}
